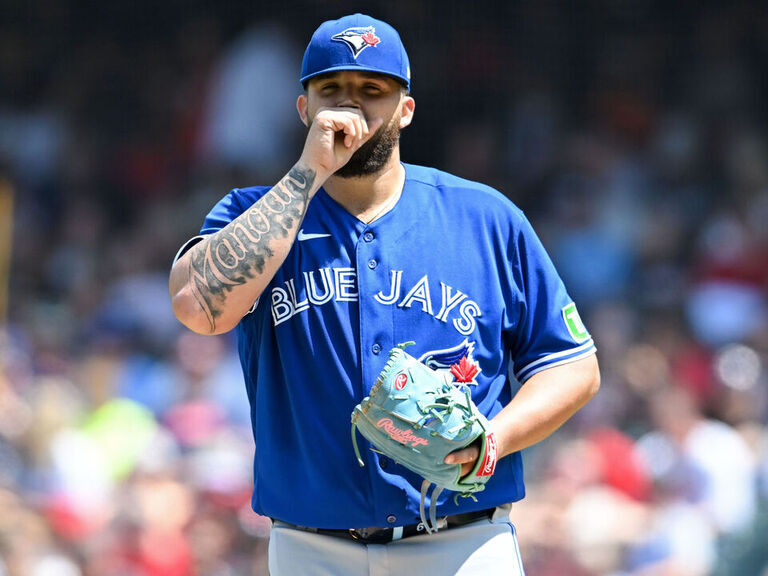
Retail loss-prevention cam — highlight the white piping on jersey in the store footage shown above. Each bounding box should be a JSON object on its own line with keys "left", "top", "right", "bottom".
{"left": 515, "top": 340, "right": 596, "bottom": 383}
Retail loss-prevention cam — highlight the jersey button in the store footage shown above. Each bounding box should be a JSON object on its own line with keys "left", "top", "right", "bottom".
{"left": 363, "top": 231, "right": 375, "bottom": 242}
{"left": 379, "top": 456, "right": 388, "bottom": 469}
{"left": 386, "top": 514, "right": 397, "bottom": 524}
{"left": 372, "top": 343, "right": 382, "bottom": 355}
{"left": 367, "top": 259, "right": 377, "bottom": 269}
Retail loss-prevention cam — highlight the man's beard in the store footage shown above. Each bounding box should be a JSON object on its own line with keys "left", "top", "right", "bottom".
{"left": 334, "top": 117, "right": 400, "bottom": 178}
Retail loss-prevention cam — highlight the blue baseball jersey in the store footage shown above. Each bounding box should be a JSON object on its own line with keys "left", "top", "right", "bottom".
{"left": 186, "top": 163, "right": 596, "bottom": 529}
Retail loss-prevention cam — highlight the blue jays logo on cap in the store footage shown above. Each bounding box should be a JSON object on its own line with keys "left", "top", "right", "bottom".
{"left": 300, "top": 14, "right": 411, "bottom": 90}
{"left": 332, "top": 26, "right": 381, "bottom": 59}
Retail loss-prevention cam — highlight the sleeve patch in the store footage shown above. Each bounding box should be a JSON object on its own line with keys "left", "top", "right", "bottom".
{"left": 562, "top": 302, "right": 589, "bottom": 343}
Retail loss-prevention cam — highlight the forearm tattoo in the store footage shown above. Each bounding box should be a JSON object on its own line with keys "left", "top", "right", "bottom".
{"left": 187, "top": 165, "right": 316, "bottom": 330}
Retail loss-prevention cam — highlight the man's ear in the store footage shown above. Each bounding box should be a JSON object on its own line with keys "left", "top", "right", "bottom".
{"left": 297, "top": 94, "right": 309, "bottom": 127}
{"left": 399, "top": 96, "right": 415, "bottom": 129}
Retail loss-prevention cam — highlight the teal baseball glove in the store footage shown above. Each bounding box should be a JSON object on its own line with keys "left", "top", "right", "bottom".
{"left": 351, "top": 344, "right": 498, "bottom": 533}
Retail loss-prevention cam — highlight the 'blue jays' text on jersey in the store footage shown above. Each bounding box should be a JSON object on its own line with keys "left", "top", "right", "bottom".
{"left": 184, "top": 163, "right": 596, "bottom": 529}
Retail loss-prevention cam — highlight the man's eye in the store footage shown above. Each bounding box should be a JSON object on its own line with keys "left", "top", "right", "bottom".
{"left": 320, "top": 84, "right": 338, "bottom": 92}
{"left": 364, "top": 85, "right": 383, "bottom": 93}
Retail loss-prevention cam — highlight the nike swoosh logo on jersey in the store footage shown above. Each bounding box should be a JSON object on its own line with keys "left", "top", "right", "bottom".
{"left": 297, "top": 229, "right": 331, "bottom": 241}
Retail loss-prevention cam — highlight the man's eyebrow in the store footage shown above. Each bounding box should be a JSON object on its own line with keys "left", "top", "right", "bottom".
{"left": 357, "top": 72, "right": 391, "bottom": 81}
{"left": 312, "top": 72, "right": 338, "bottom": 82}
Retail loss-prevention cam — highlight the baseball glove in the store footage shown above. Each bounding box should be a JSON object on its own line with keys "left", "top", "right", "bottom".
{"left": 351, "top": 343, "right": 498, "bottom": 533}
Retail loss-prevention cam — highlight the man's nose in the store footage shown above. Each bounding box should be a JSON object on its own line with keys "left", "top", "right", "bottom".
{"left": 337, "top": 85, "right": 361, "bottom": 108}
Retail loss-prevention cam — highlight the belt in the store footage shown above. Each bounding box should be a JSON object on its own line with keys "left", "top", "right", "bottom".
{"left": 278, "top": 508, "right": 495, "bottom": 545}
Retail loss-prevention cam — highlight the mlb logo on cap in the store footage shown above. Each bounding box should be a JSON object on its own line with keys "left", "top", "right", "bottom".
{"left": 300, "top": 13, "right": 411, "bottom": 90}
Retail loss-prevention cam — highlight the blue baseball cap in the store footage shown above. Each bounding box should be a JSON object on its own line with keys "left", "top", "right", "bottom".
{"left": 300, "top": 13, "right": 411, "bottom": 90}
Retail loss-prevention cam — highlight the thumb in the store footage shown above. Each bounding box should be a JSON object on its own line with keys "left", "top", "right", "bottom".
{"left": 365, "top": 117, "right": 385, "bottom": 138}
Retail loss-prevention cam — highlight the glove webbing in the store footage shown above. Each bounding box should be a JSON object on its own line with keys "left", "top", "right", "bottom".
{"left": 352, "top": 384, "right": 486, "bottom": 534}
{"left": 418, "top": 385, "right": 490, "bottom": 533}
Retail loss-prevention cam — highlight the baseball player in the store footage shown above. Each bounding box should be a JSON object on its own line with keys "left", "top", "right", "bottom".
{"left": 169, "top": 13, "right": 600, "bottom": 575}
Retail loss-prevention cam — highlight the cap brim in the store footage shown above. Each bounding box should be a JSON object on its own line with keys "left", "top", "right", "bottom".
{"left": 300, "top": 65, "right": 409, "bottom": 89}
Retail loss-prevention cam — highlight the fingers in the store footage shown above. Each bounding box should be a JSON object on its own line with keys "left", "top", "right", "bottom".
{"left": 346, "top": 115, "right": 383, "bottom": 149}
{"left": 301, "top": 108, "right": 387, "bottom": 177}
{"left": 446, "top": 435, "right": 485, "bottom": 477}
{"left": 445, "top": 445, "right": 480, "bottom": 472}
{"left": 343, "top": 113, "right": 361, "bottom": 148}
{"left": 317, "top": 107, "right": 381, "bottom": 149}
{"left": 327, "top": 109, "right": 359, "bottom": 147}
{"left": 339, "top": 111, "right": 365, "bottom": 148}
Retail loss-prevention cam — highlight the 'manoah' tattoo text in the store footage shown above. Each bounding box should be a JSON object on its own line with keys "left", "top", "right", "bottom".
{"left": 187, "top": 166, "right": 316, "bottom": 330}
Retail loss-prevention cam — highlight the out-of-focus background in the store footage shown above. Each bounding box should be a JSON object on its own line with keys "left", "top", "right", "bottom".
{"left": 1, "top": 1, "right": 767, "bottom": 575}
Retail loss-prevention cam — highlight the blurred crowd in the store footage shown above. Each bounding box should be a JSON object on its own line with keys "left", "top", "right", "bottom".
{"left": 1, "top": 1, "right": 767, "bottom": 575}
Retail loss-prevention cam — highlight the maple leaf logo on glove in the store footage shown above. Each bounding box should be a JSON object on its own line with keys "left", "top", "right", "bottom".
{"left": 450, "top": 356, "right": 480, "bottom": 383}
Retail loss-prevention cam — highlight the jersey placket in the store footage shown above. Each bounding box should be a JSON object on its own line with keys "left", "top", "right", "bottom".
{"left": 355, "top": 223, "right": 402, "bottom": 524}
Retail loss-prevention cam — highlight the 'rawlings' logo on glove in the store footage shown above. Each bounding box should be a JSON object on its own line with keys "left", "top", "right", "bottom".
{"left": 377, "top": 418, "right": 429, "bottom": 447}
